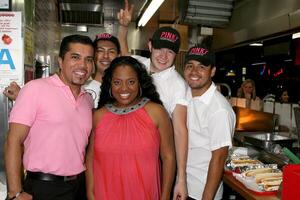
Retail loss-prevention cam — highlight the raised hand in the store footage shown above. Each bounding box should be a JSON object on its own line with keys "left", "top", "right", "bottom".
{"left": 117, "top": 0, "right": 134, "bottom": 27}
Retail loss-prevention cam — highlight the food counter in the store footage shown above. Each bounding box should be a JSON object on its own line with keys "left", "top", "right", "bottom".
{"left": 224, "top": 105, "right": 300, "bottom": 199}
{"left": 223, "top": 172, "right": 280, "bottom": 200}
{"left": 233, "top": 106, "right": 299, "bottom": 166}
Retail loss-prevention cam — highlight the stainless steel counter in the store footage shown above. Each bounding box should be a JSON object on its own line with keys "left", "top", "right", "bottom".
{"left": 234, "top": 131, "right": 297, "bottom": 168}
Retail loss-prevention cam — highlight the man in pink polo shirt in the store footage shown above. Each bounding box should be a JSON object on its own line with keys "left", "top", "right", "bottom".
{"left": 5, "top": 34, "right": 94, "bottom": 200}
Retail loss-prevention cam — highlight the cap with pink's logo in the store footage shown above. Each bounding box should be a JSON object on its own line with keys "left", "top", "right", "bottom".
{"left": 185, "top": 45, "right": 215, "bottom": 66}
{"left": 94, "top": 33, "right": 120, "bottom": 53}
{"left": 151, "top": 26, "right": 181, "bottom": 54}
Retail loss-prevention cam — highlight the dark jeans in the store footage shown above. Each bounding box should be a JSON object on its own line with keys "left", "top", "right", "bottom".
{"left": 187, "top": 197, "right": 197, "bottom": 200}
{"left": 23, "top": 173, "right": 87, "bottom": 200}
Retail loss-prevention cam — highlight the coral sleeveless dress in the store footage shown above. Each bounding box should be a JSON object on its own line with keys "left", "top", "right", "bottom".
{"left": 93, "top": 98, "right": 161, "bottom": 200}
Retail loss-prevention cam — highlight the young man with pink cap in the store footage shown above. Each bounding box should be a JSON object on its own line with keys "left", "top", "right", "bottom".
{"left": 84, "top": 33, "right": 121, "bottom": 108}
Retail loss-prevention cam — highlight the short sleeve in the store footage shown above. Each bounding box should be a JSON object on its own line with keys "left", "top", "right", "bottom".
{"left": 208, "top": 109, "right": 235, "bottom": 151}
{"left": 9, "top": 81, "right": 39, "bottom": 126}
{"left": 169, "top": 76, "right": 188, "bottom": 114}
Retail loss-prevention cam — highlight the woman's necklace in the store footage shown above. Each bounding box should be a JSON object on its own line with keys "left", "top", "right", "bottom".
{"left": 105, "top": 97, "right": 149, "bottom": 115}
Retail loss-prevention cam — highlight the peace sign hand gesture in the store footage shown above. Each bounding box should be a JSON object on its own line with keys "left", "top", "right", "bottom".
{"left": 117, "top": 0, "right": 134, "bottom": 27}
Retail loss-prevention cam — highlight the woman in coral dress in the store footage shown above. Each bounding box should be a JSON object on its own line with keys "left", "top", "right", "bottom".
{"left": 86, "top": 56, "right": 176, "bottom": 200}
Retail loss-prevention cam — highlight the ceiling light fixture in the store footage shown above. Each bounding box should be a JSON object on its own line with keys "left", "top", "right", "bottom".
{"left": 251, "top": 62, "right": 266, "bottom": 66}
{"left": 226, "top": 69, "right": 236, "bottom": 76}
{"left": 138, "top": 0, "right": 165, "bottom": 27}
{"left": 249, "top": 42, "right": 263, "bottom": 46}
{"left": 292, "top": 32, "right": 300, "bottom": 39}
{"left": 76, "top": 25, "right": 88, "bottom": 32}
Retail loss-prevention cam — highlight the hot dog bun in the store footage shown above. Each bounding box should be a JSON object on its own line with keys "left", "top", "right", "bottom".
{"left": 255, "top": 172, "right": 282, "bottom": 184}
{"left": 231, "top": 159, "right": 260, "bottom": 167}
{"left": 242, "top": 168, "right": 273, "bottom": 177}
{"left": 260, "top": 177, "right": 283, "bottom": 191}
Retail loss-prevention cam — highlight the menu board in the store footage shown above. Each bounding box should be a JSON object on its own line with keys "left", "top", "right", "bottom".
{"left": 0, "top": 12, "right": 23, "bottom": 87}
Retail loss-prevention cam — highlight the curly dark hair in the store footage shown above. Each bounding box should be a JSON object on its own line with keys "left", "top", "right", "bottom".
{"left": 97, "top": 56, "right": 162, "bottom": 109}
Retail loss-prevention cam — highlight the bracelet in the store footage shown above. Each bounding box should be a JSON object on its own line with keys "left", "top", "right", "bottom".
{"left": 6, "top": 190, "right": 23, "bottom": 200}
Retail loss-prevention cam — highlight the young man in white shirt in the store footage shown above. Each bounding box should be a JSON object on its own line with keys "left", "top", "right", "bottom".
{"left": 184, "top": 45, "right": 236, "bottom": 200}
{"left": 118, "top": 5, "right": 188, "bottom": 198}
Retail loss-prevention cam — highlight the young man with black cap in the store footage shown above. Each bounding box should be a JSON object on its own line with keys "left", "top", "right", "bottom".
{"left": 184, "top": 45, "right": 236, "bottom": 200}
{"left": 118, "top": 16, "right": 188, "bottom": 199}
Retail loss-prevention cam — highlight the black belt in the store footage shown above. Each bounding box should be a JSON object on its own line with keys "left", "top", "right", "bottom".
{"left": 26, "top": 171, "right": 81, "bottom": 182}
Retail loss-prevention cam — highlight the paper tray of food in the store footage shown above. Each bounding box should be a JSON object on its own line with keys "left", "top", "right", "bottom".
{"left": 233, "top": 173, "right": 275, "bottom": 195}
{"left": 225, "top": 155, "right": 263, "bottom": 174}
{"left": 232, "top": 169, "right": 282, "bottom": 195}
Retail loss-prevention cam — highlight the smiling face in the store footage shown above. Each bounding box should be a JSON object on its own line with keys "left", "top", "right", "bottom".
{"left": 94, "top": 40, "right": 119, "bottom": 75}
{"left": 184, "top": 60, "right": 215, "bottom": 97}
{"left": 111, "top": 65, "right": 140, "bottom": 108}
{"left": 58, "top": 42, "right": 94, "bottom": 88}
{"left": 148, "top": 42, "right": 176, "bottom": 73}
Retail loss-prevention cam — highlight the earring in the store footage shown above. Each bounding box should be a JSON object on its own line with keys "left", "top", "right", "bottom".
{"left": 139, "top": 86, "right": 143, "bottom": 98}
{"left": 109, "top": 88, "right": 113, "bottom": 98}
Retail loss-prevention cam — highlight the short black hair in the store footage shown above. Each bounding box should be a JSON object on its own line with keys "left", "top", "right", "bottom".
{"left": 59, "top": 34, "right": 94, "bottom": 59}
{"left": 98, "top": 56, "right": 162, "bottom": 109}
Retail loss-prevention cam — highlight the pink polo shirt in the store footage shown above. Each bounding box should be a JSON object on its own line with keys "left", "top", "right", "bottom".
{"left": 9, "top": 74, "right": 93, "bottom": 176}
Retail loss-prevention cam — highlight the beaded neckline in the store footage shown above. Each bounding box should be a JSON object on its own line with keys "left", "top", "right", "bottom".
{"left": 105, "top": 97, "right": 149, "bottom": 115}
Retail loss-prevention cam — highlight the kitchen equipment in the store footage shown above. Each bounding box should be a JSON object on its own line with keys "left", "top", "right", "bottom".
{"left": 282, "top": 147, "right": 300, "bottom": 164}
{"left": 294, "top": 107, "right": 300, "bottom": 145}
{"left": 244, "top": 132, "right": 296, "bottom": 151}
{"left": 234, "top": 107, "right": 278, "bottom": 132}
{"left": 257, "top": 151, "right": 289, "bottom": 168}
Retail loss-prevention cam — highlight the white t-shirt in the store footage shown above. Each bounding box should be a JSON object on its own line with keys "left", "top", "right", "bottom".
{"left": 186, "top": 82, "right": 236, "bottom": 200}
{"left": 133, "top": 55, "right": 188, "bottom": 117}
{"left": 83, "top": 79, "right": 101, "bottom": 108}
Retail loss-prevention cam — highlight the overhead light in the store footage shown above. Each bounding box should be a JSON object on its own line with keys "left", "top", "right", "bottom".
{"left": 292, "top": 32, "right": 300, "bottom": 39}
{"left": 226, "top": 69, "right": 236, "bottom": 76}
{"left": 76, "top": 25, "right": 88, "bottom": 32}
{"left": 200, "top": 27, "right": 213, "bottom": 35}
{"left": 251, "top": 62, "right": 266, "bottom": 66}
{"left": 249, "top": 42, "right": 263, "bottom": 46}
{"left": 138, "top": 0, "right": 165, "bottom": 27}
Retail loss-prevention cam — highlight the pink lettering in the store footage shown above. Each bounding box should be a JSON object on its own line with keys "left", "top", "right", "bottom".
{"left": 160, "top": 32, "right": 178, "bottom": 42}
{"left": 96, "top": 33, "right": 112, "bottom": 39}
{"left": 190, "top": 48, "right": 208, "bottom": 56}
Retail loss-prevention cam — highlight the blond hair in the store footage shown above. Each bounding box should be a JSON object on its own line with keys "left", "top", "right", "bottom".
{"left": 237, "top": 79, "right": 257, "bottom": 100}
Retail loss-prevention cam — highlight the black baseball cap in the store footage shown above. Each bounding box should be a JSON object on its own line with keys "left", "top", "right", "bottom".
{"left": 93, "top": 33, "right": 120, "bottom": 54}
{"left": 185, "top": 45, "right": 215, "bottom": 66}
{"left": 151, "top": 26, "right": 181, "bottom": 54}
